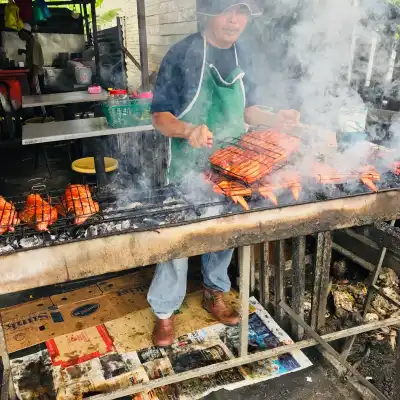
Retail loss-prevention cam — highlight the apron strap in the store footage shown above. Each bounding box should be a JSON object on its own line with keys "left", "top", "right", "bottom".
{"left": 177, "top": 35, "right": 207, "bottom": 120}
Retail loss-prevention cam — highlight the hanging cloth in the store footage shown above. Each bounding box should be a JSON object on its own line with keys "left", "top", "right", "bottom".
{"left": 4, "top": 2, "right": 24, "bottom": 31}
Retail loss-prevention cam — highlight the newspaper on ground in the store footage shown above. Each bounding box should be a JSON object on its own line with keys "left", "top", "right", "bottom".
{"left": 10, "top": 297, "right": 312, "bottom": 400}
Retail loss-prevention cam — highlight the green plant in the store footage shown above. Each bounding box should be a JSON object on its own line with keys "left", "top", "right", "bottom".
{"left": 97, "top": 8, "right": 121, "bottom": 27}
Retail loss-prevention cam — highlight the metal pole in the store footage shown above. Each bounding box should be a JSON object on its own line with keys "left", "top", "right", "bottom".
{"left": 239, "top": 246, "right": 251, "bottom": 358}
{"left": 280, "top": 301, "right": 390, "bottom": 400}
{"left": 136, "top": 0, "right": 150, "bottom": 90}
{"left": 291, "top": 236, "right": 306, "bottom": 340}
{"left": 250, "top": 245, "right": 256, "bottom": 295}
{"left": 90, "top": 0, "right": 101, "bottom": 79}
{"left": 317, "top": 231, "right": 332, "bottom": 330}
{"left": 83, "top": 3, "right": 91, "bottom": 45}
{"left": 274, "top": 240, "right": 285, "bottom": 323}
{"left": 84, "top": 315, "right": 400, "bottom": 400}
{"left": 311, "top": 232, "right": 324, "bottom": 330}
{"left": 259, "top": 242, "right": 271, "bottom": 308}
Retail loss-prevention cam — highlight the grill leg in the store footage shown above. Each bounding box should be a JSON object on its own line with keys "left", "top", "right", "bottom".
{"left": 311, "top": 232, "right": 332, "bottom": 331}
{"left": 250, "top": 245, "right": 256, "bottom": 295}
{"left": 259, "top": 242, "right": 271, "bottom": 309}
{"left": 318, "top": 232, "right": 332, "bottom": 331}
{"left": 274, "top": 240, "right": 285, "bottom": 324}
{"left": 291, "top": 236, "right": 306, "bottom": 340}
{"left": 239, "top": 246, "right": 251, "bottom": 358}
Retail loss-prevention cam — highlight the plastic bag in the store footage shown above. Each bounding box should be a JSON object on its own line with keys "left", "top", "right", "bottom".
{"left": 33, "top": 0, "right": 51, "bottom": 22}
{"left": 4, "top": 2, "right": 24, "bottom": 31}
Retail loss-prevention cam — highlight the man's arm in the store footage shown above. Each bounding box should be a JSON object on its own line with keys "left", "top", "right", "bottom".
{"left": 245, "top": 105, "right": 301, "bottom": 128}
{"left": 153, "top": 112, "right": 213, "bottom": 148}
{"left": 244, "top": 106, "right": 276, "bottom": 126}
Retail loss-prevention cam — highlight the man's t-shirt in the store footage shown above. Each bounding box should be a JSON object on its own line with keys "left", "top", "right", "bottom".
{"left": 26, "top": 37, "right": 44, "bottom": 75}
{"left": 151, "top": 32, "right": 260, "bottom": 117}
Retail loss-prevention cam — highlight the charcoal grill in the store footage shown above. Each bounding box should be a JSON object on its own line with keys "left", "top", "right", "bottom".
{"left": 1, "top": 169, "right": 400, "bottom": 257}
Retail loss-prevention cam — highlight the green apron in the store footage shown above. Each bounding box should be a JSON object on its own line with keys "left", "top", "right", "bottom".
{"left": 168, "top": 36, "right": 246, "bottom": 183}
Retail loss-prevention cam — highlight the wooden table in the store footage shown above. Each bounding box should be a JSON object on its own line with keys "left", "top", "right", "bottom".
{"left": 22, "top": 90, "right": 109, "bottom": 108}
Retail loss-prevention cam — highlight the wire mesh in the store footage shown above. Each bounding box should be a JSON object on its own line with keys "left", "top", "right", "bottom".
{"left": 210, "top": 130, "right": 300, "bottom": 184}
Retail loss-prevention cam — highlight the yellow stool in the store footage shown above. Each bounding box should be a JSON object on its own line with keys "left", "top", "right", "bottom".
{"left": 72, "top": 157, "right": 118, "bottom": 174}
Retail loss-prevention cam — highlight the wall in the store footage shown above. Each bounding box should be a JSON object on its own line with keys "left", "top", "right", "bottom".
{"left": 145, "top": 0, "right": 197, "bottom": 73}
{"left": 97, "top": 0, "right": 141, "bottom": 90}
{"left": 98, "top": 0, "right": 197, "bottom": 90}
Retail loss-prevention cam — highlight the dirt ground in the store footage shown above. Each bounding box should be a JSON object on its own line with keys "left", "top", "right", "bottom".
{"left": 206, "top": 350, "right": 360, "bottom": 400}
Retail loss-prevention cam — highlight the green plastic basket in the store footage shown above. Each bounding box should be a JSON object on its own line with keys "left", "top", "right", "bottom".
{"left": 102, "top": 98, "right": 152, "bottom": 128}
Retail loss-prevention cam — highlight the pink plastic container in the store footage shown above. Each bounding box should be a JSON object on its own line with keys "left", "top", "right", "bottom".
{"left": 88, "top": 85, "right": 102, "bottom": 94}
{"left": 132, "top": 91, "right": 153, "bottom": 99}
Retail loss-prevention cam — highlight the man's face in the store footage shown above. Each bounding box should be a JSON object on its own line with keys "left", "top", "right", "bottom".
{"left": 208, "top": 5, "right": 249, "bottom": 46}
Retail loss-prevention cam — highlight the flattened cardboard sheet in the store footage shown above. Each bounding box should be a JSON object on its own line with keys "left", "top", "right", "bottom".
{"left": 106, "top": 290, "right": 245, "bottom": 353}
{"left": 50, "top": 285, "right": 102, "bottom": 305}
{"left": 46, "top": 325, "right": 115, "bottom": 367}
{"left": 2, "top": 269, "right": 200, "bottom": 354}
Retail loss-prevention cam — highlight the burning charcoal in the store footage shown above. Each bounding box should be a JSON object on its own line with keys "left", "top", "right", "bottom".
{"left": 0, "top": 244, "right": 14, "bottom": 254}
{"left": 122, "top": 202, "right": 143, "bottom": 209}
{"left": 57, "top": 232, "right": 70, "bottom": 242}
{"left": 121, "top": 220, "right": 130, "bottom": 230}
{"left": 19, "top": 236, "right": 44, "bottom": 249}
{"left": 113, "top": 223, "right": 123, "bottom": 231}
{"left": 143, "top": 217, "right": 162, "bottom": 226}
{"left": 97, "top": 223, "right": 115, "bottom": 235}
{"left": 85, "top": 225, "right": 99, "bottom": 238}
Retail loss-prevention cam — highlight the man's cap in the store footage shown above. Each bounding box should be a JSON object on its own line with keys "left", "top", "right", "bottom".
{"left": 22, "top": 23, "right": 32, "bottom": 32}
{"left": 196, "top": 0, "right": 261, "bottom": 17}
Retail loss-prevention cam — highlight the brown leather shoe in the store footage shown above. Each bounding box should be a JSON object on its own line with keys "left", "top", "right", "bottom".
{"left": 203, "top": 288, "right": 240, "bottom": 326}
{"left": 152, "top": 316, "right": 175, "bottom": 347}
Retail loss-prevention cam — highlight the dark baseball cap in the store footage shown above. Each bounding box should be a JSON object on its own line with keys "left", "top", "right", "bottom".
{"left": 196, "top": 0, "right": 262, "bottom": 16}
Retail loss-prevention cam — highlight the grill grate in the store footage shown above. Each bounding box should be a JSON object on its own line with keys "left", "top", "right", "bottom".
{"left": 210, "top": 130, "right": 300, "bottom": 184}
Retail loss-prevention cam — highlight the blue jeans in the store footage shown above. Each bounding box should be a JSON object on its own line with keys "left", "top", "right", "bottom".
{"left": 147, "top": 249, "right": 234, "bottom": 319}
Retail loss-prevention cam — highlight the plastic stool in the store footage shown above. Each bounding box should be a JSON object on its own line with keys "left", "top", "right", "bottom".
{"left": 72, "top": 157, "right": 118, "bottom": 184}
{"left": 72, "top": 157, "right": 118, "bottom": 173}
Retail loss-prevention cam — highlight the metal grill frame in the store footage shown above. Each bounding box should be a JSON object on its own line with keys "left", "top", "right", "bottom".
{"left": 209, "top": 130, "right": 300, "bottom": 184}
{"left": 1, "top": 188, "right": 400, "bottom": 400}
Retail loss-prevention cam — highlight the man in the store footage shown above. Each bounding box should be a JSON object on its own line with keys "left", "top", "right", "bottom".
{"left": 18, "top": 23, "right": 45, "bottom": 94}
{"left": 149, "top": 0, "right": 300, "bottom": 347}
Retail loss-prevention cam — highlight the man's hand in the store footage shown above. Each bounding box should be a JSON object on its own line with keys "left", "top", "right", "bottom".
{"left": 17, "top": 49, "right": 25, "bottom": 55}
{"left": 187, "top": 124, "right": 213, "bottom": 148}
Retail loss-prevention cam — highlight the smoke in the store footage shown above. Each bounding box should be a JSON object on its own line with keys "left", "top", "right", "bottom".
{"left": 120, "top": 0, "right": 400, "bottom": 206}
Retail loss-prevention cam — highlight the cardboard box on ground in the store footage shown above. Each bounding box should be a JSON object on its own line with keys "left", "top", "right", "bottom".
{"left": 0, "top": 267, "right": 205, "bottom": 353}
